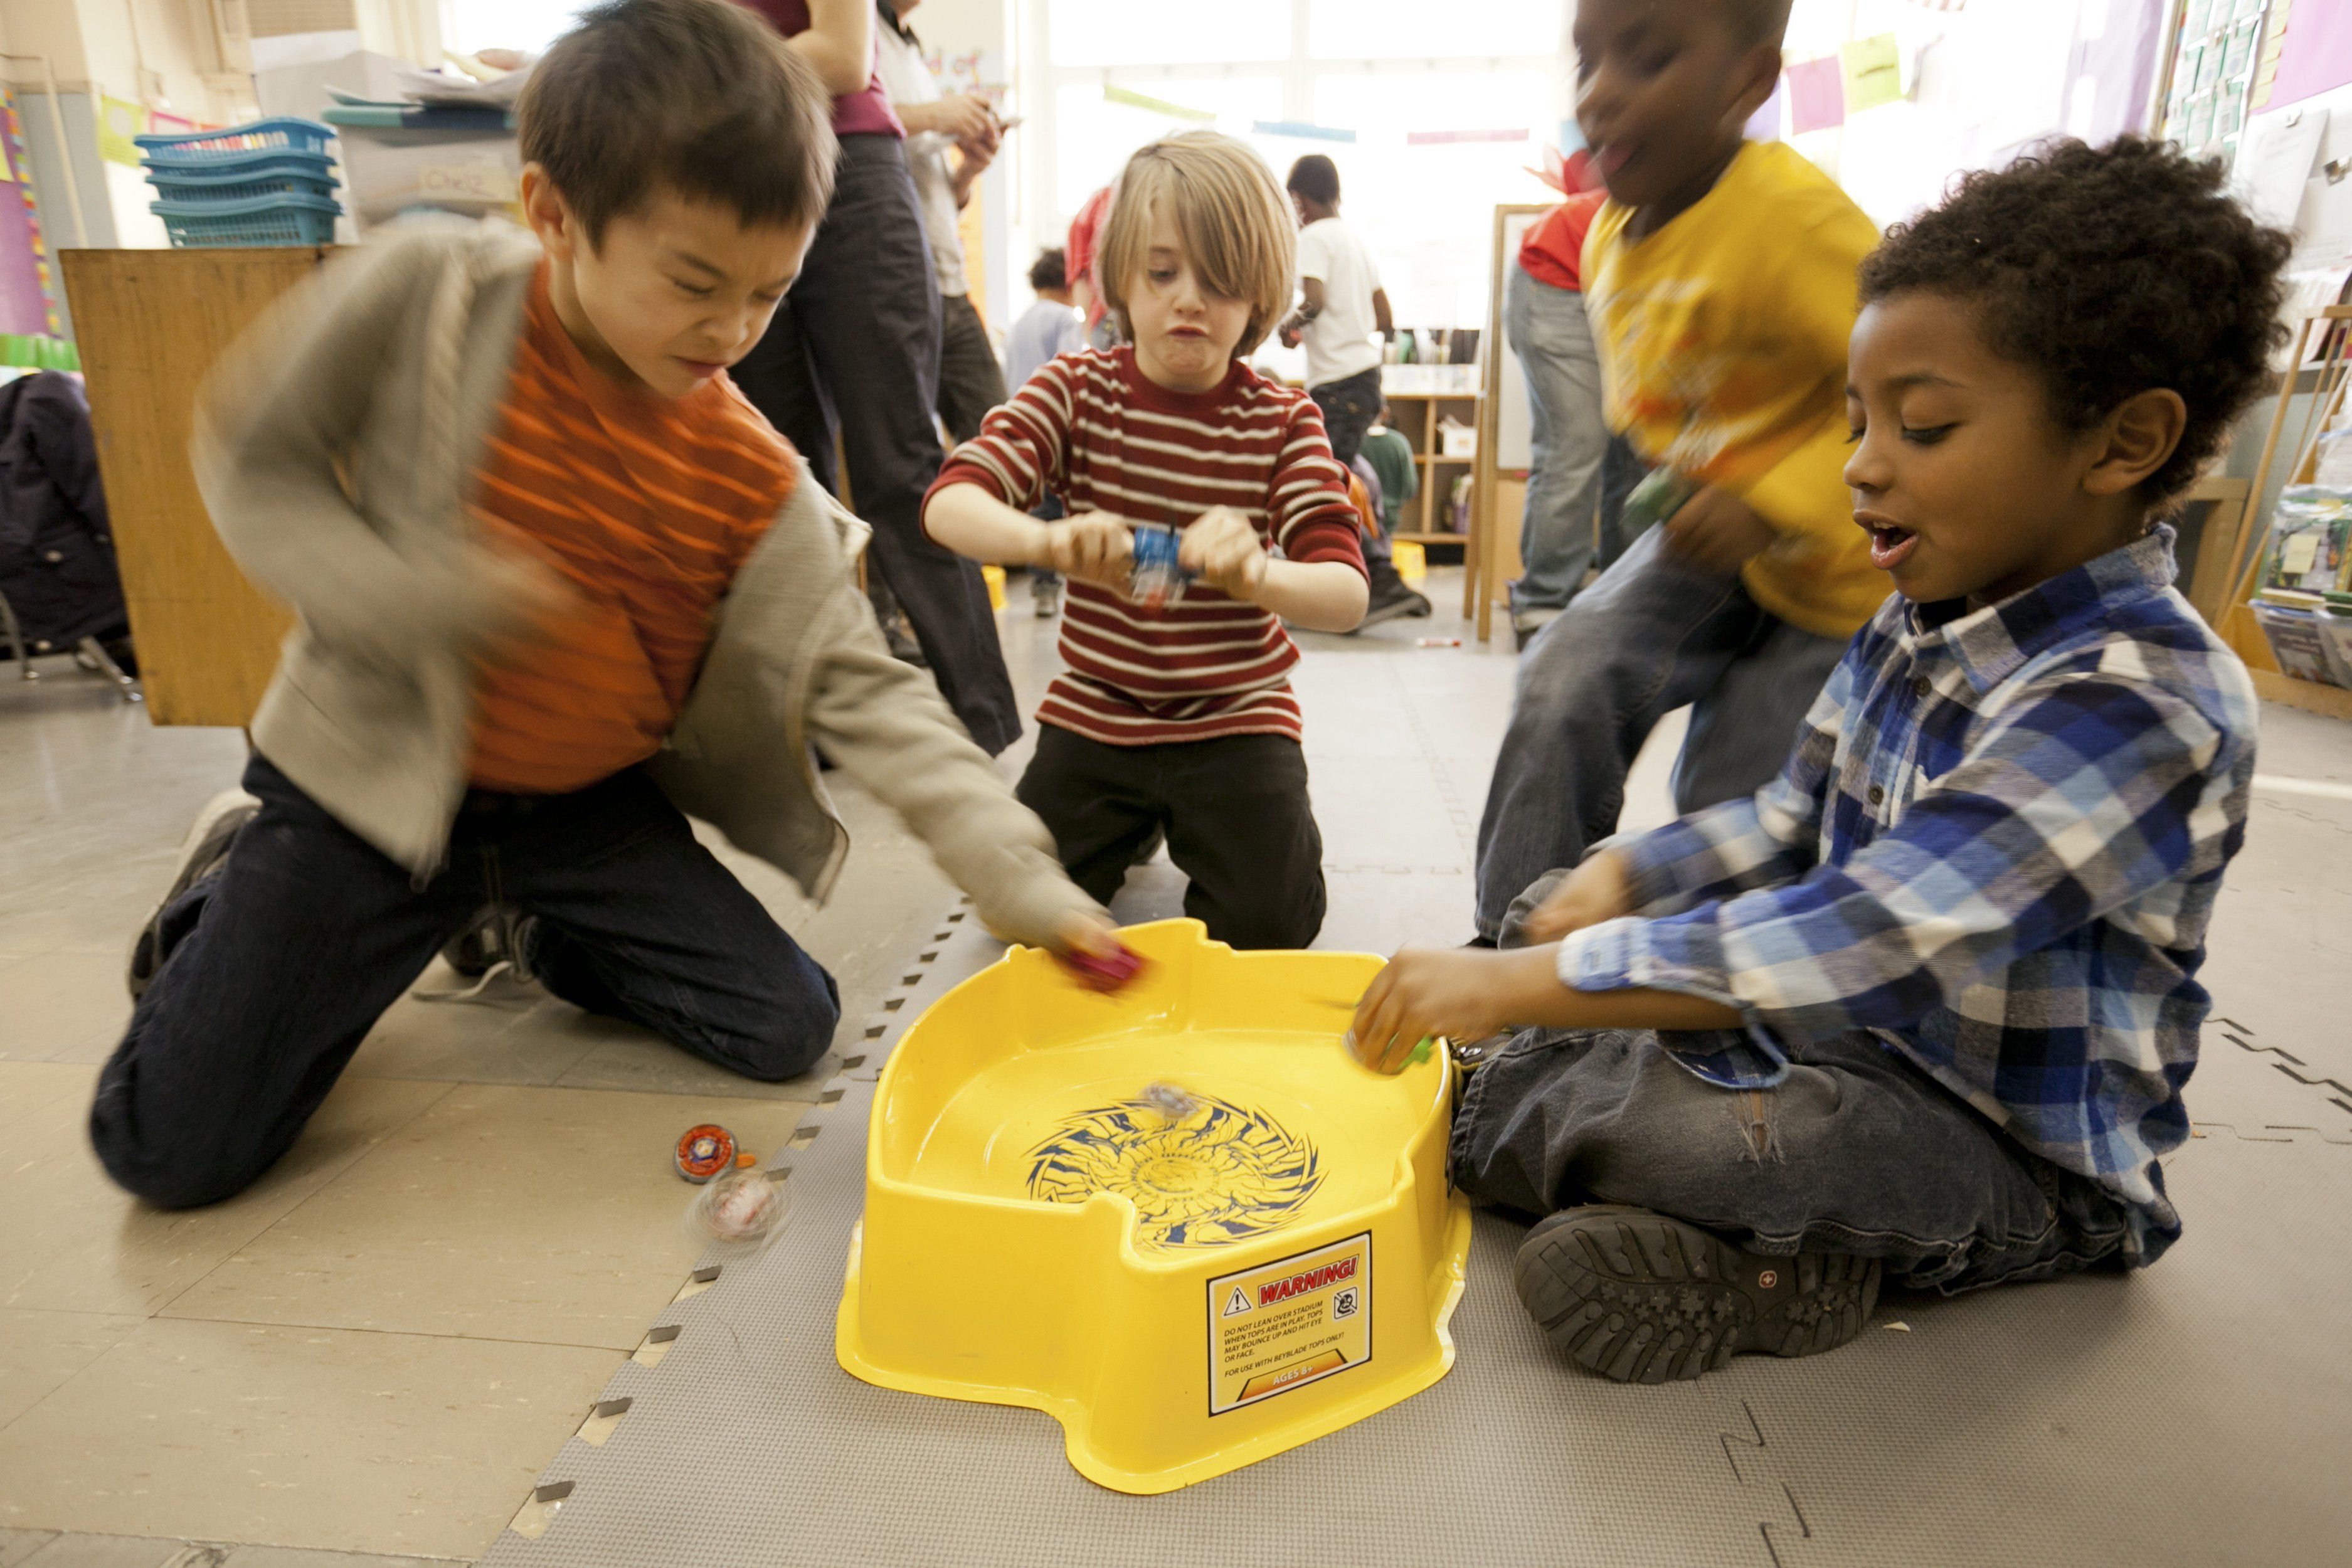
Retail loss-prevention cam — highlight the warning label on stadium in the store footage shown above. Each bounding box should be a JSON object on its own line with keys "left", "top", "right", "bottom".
{"left": 1206, "top": 1233, "right": 1370, "bottom": 1416}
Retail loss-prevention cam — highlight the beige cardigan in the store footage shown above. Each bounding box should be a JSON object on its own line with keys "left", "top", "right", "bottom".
{"left": 193, "top": 219, "right": 1095, "bottom": 946}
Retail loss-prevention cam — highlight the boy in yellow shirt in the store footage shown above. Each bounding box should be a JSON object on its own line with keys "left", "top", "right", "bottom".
{"left": 1473, "top": 0, "right": 1879, "bottom": 941}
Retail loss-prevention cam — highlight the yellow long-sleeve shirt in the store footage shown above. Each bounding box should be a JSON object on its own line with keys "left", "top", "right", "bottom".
{"left": 1582, "top": 141, "right": 1883, "bottom": 638}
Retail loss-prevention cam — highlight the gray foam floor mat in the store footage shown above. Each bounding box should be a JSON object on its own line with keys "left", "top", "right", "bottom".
{"left": 478, "top": 648, "right": 2352, "bottom": 1567}
{"left": 475, "top": 913, "right": 2352, "bottom": 1568}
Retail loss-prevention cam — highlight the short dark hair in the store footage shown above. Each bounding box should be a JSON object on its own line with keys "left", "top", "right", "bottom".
{"left": 1286, "top": 154, "right": 1340, "bottom": 208}
{"left": 1858, "top": 135, "right": 2293, "bottom": 505}
{"left": 1029, "top": 246, "right": 1067, "bottom": 292}
{"left": 518, "top": 0, "right": 837, "bottom": 245}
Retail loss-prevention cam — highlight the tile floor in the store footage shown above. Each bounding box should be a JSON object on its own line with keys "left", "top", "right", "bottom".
{"left": 0, "top": 568, "right": 1537, "bottom": 1562}
{"left": 0, "top": 575, "right": 1015, "bottom": 1559}
{"left": 5, "top": 563, "right": 2348, "bottom": 1565}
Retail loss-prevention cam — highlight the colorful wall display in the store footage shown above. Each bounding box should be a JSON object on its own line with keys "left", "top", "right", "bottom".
{"left": 0, "top": 89, "right": 63, "bottom": 339}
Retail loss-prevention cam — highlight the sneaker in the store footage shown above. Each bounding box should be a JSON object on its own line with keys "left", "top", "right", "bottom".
{"left": 418, "top": 905, "right": 543, "bottom": 1005}
{"left": 1357, "top": 558, "right": 1433, "bottom": 629}
{"left": 127, "top": 788, "right": 259, "bottom": 999}
{"left": 1512, "top": 608, "right": 1561, "bottom": 651}
{"left": 441, "top": 904, "right": 538, "bottom": 983}
{"left": 1034, "top": 574, "right": 1063, "bottom": 618}
{"left": 1513, "top": 1204, "right": 1881, "bottom": 1384}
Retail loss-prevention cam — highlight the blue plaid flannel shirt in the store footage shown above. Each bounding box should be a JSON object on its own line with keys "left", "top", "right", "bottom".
{"left": 1557, "top": 528, "right": 2257, "bottom": 1259}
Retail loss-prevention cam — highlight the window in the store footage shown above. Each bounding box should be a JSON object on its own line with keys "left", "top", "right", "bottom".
{"left": 1053, "top": 78, "right": 1285, "bottom": 215}
{"left": 1028, "top": 1, "right": 1567, "bottom": 327}
{"left": 1307, "top": 0, "right": 1563, "bottom": 61}
{"left": 1047, "top": 0, "right": 1287, "bottom": 66}
{"left": 440, "top": 0, "right": 590, "bottom": 56}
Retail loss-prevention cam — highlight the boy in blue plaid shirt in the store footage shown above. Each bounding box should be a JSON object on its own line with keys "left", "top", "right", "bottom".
{"left": 1349, "top": 138, "right": 2294, "bottom": 1383}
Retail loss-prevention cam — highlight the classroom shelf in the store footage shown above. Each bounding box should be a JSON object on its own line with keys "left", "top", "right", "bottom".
{"left": 1380, "top": 387, "right": 1481, "bottom": 543}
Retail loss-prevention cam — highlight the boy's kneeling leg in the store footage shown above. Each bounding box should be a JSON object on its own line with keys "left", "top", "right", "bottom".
{"left": 507, "top": 773, "right": 840, "bottom": 1084}
{"left": 1162, "top": 734, "right": 1325, "bottom": 951}
{"left": 532, "top": 918, "right": 839, "bottom": 1083}
{"left": 91, "top": 757, "right": 472, "bottom": 1209}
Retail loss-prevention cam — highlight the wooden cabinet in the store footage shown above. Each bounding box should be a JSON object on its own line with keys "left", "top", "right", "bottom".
{"left": 61, "top": 246, "right": 329, "bottom": 726}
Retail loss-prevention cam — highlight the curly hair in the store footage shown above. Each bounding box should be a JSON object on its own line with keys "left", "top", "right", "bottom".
{"left": 1857, "top": 135, "right": 2294, "bottom": 504}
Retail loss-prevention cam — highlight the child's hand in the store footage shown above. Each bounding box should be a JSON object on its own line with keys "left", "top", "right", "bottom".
{"left": 1518, "top": 849, "right": 1634, "bottom": 945}
{"left": 1661, "top": 486, "right": 1777, "bottom": 576}
{"left": 1178, "top": 506, "right": 1268, "bottom": 600}
{"left": 1347, "top": 946, "right": 1560, "bottom": 1074}
{"left": 1051, "top": 909, "right": 1125, "bottom": 963}
{"left": 1047, "top": 513, "right": 1135, "bottom": 591}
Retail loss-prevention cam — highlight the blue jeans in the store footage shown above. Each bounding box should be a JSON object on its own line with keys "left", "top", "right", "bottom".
{"left": 1472, "top": 525, "right": 1846, "bottom": 939}
{"left": 92, "top": 756, "right": 840, "bottom": 1209}
{"left": 1449, "top": 1020, "right": 2137, "bottom": 1291}
{"left": 1503, "top": 263, "right": 1610, "bottom": 618}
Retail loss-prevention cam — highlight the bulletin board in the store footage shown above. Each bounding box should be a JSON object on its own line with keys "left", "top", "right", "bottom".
{"left": 1488, "top": 205, "right": 1547, "bottom": 474}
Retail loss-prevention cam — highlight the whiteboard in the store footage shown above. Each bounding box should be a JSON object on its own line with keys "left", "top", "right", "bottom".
{"left": 1490, "top": 205, "right": 1550, "bottom": 472}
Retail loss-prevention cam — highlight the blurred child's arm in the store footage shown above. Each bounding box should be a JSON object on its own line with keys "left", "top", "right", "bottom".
{"left": 801, "top": 566, "right": 1115, "bottom": 955}
{"left": 1279, "top": 277, "right": 1327, "bottom": 346}
{"left": 1179, "top": 506, "right": 1367, "bottom": 632}
{"left": 194, "top": 228, "right": 549, "bottom": 670}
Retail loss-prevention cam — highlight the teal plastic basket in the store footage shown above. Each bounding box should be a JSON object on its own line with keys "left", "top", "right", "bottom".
{"left": 134, "top": 117, "right": 333, "bottom": 169}
{"left": 144, "top": 153, "right": 339, "bottom": 205}
{"left": 152, "top": 193, "right": 341, "bottom": 247}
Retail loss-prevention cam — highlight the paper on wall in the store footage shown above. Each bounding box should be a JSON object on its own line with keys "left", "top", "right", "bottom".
{"left": 1786, "top": 55, "right": 1845, "bottom": 134}
{"left": 2238, "top": 106, "right": 2329, "bottom": 231}
{"left": 96, "top": 97, "right": 144, "bottom": 167}
{"left": 1840, "top": 34, "right": 1905, "bottom": 114}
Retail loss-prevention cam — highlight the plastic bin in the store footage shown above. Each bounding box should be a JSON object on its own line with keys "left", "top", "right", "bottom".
{"left": 838, "top": 919, "right": 1470, "bottom": 1494}
{"left": 332, "top": 125, "right": 521, "bottom": 228}
{"left": 144, "top": 154, "right": 339, "bottom": 205}
{"left": 151, "top": 193, "right": 342, "bottom": 248}
{"left": 133, "top": 117, "right": 333, "bottom": 168}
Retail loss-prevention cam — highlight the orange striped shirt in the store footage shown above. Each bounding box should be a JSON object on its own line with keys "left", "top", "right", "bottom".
{"left": 465, "top": 266, "right": 795, "bottom": 793}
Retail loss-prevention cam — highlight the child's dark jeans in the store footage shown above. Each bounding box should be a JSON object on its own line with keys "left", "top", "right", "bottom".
{"left": 1015, "top": 725, "right": 1324, "bottom": 951}
{"left": 1455, "top": 871, "right": 2142, "bottom": 1291}
{"left": 92, "top": 755, "right": 839, "bottom": 1210}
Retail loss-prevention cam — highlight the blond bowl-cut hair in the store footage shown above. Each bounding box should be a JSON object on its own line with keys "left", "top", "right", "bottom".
{"left": 1098, "top": 130, "right": 1297, "bottom": 359}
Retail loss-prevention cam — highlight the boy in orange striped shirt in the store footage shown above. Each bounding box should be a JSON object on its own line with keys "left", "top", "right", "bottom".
{"left": 93, "top": 0, "right": 1114, "bottom": 1210}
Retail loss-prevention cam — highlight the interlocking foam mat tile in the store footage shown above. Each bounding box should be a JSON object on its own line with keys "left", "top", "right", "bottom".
{"left": 476, "top": 901, "right": 2352, "bottom": 1568}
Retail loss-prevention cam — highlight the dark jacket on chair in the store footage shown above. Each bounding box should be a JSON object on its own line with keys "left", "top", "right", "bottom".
{"left": 0, "top": 370, "right": 127, "bottom": 653}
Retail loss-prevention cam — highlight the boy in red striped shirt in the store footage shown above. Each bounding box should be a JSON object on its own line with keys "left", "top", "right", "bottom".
{"left": 925, "top": 132, "right": 1369, "bottom": 948}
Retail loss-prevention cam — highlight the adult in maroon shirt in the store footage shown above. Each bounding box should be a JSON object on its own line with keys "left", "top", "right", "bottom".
{"left": 730, "top": 0, "right": 1020, "bottom": 754}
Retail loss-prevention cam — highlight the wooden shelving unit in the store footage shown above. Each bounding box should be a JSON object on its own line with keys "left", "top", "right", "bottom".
{"left": 2196, "top": 302, "right": 2352, "bottom": 721}
{"left": 1379, "top": 387, "right": 1481, "bottom": 546}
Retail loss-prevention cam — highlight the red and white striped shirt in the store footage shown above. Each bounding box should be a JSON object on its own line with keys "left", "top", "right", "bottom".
{"left": 928, "top": 348, "right": 1367, "bottom": 746}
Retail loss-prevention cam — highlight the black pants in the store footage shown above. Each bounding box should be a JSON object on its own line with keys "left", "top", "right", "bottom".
{"left": 936, "top": 290, "right": 1008, "bottom": 447}
{"left": 1308, "top": 366, "right": 1384, "bottom": 469}
{"left": 731, "top": 134, "right": 1020, "bottom": 755}
{"left": 90, "top": 756, "right": 840, "bottom": 1210}
{"left": 1015, "top": 726, "right": 1325, "bottom": 950}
